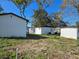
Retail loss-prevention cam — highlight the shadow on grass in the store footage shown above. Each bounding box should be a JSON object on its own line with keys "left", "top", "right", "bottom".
{"left": 0, "top": 34, "right": 48, "bottom": 40}
{"left": 27, "top": 34, "right": 48, "bottom": 40}
{"left": 0, "top": 37, "right": 26, "bottom": 40}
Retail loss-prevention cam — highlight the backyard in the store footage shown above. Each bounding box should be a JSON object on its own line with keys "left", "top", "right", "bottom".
{"left": 0, "top": 34, "right": 79, "bottom": 59}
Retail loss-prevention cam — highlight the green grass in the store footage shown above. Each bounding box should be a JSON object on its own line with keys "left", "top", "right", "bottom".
{"left": 0, "top": 39, "right": 24, "bottom": 48}
{"left": 0, "top": 35, "right": 79, "bottom": 59}
{"left": 0, "top": 38, "right": 25, "bottom": 59}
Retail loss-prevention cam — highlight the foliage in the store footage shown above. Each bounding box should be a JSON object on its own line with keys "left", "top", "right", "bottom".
{"left": 61, "top": 0, "right": 79, "bottom": 13}
{"left": 32, "top": 9, "right": 52, "bottom": 27}
{"left": 0, "top": 5, "right": 3, "bottom": 13}
{"left": 11, "top": 0, "right": 32, "bottom": 18}
{"left": 51, "top": 12, "right": 68, "bottom": 27}
{"left": 76, "top": 21, "right": 79, "bottom": 28}
{"left": 32, "top": 10, "right": 67, "bottom": 27}
{"left": 11, "top": 0, "right": 79, "bottom": 14}
{"left": 11, "top": 0, "right": 53, "bottom": 18}
{"left": 11, "top": 0, "right": 79, "bottom": 16}
{"left": 36, "top": 0, "right": 53, "bottom": 9}
{"left": 10, "top": 0, "right": 70, "bottom": 27}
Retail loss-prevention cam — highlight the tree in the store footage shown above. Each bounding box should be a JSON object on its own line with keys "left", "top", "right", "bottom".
{"left": 11, "top": 0, "right": 79, "bottom": 17}
{"left": 51, "top": 12, "right": 68, "bottom": 27}
{"left": 36, "top": 0, "right": 53, "bottom": 9}
{"left": 0, "top": 5, "right": 3, "bottom": 13}
{"left": 11, "top": 0, "right": 68, "bottom": 27}
{"left": 32, "top": 9, "right": 52, "bottom": 27}
{"left": 11, "top": 0, "right": 32, "bottom": 18}
{"left": 32, "top": 9, "right": 67, "bottom": 27}
{"left": 11, "top": 0, "right": 53, "bottom": 18}
{"left": 76, "top": 21, "right": 79, "bottom": 28}
{"left": 61, "top": 0, "right": 79, "bottom": 13}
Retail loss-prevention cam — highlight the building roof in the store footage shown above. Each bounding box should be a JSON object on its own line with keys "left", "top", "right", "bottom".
{"left": 0, "top": 13, "right": 29, "bottom": 22}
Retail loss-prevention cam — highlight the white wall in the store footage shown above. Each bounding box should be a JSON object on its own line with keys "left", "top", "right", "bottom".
{"left": 0, "top": 14, "right": 27, "bottom": 37}
{"left": 35, "top": 28, "right": 42, "bottom": 34}
{"left": 78, "top": 29, "right": 79, "bottom": 38}
{"left": 29, "top": 28, "right": 35, "bottom": 34}
{"left": 34, "top": 27, "right": 55, "bottom": 34}
{"left": 41, "top": 27, "right": 55, "bottom": 34}
{"left": 61, "top": 28, "right": 78, "bottom": 39}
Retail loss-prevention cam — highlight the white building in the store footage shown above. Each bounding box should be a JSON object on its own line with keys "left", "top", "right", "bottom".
{"left": 35, "top": 27, "right": 55, "bottom": 34}
{"left": 29, "top": 27, "right": 35, "bottom": 34}
{"left": 29, "top": 27, "right": 60, "bottom": 34}
{"left": 61, "top": 28, "right": 79, "bottom": 39}
{"left": 0, "top": 13, "right": 28, "bottom": 37}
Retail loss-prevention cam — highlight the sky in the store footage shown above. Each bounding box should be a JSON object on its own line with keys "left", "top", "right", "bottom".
{"left": 0, "top": 0, "right": 79, "bottom": 27}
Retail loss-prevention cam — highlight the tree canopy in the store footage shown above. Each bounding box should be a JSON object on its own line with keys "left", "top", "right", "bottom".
{"left": 0, "top": 5, "right": 3, "bottom": 13}
{"left": 32, "top": 9, "right": 51, "bottom": 27}
{"left": 32, "top": 9, "right": 67, "bottom": 27}
{"left": 11, "top": 0, "right": 32, "bottom": 18}
{"left": 11, "top": 0, "right": 53, "bottom": 18}
{"left": 9, "top": 0, "right": 79, "bottom": 27}
{"left": 11, "top": 0, "right": 79, "bottom": 14}
{"left": 76, "top": 21, "right": 79, "bottom": 28}
{"left": 61, "top": 0, "right": 79, "bottom": 13}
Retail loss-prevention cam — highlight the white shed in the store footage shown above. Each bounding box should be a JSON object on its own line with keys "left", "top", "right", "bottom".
{"left": 29, "top": 27, "right": 55, "bottom": 34}
{"left": 0, "top": 13, "right": 28, "bottom": 37}
{"left": 61, "top": 28, "right": 79, "bottom": 39}
{"left": 29, "top": 27, "right": 35, "bottom": 34}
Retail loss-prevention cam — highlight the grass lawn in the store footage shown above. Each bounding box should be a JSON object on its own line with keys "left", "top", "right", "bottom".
{"left": 0, "top": 34, "right": 79, "bottom": 59}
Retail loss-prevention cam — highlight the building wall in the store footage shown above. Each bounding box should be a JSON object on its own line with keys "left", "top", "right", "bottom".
{"left": 77, "top": 29, "right": 79, "bottom": 39}
{"left": 41, "top": 27, "right": 55, "bottom": 34}
{"left": 35, "top": 28, "right": 42, "bottom": 34}
{"left": 0, "top": 14, "right": 27, "bottom": 37}
{"left": 61, "top": 28, "right": 78, "bottom": 39}
{"left": 34, "top": 27, "right": 55, "bottom": 34}
{"left": 29, "top": 28, "right": 35, "bottom": 34}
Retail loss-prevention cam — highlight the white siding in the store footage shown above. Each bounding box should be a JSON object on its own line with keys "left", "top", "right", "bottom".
{"left": 41, "top": 27, "right": 55, "bottom": 34}
{"left": 34, "top": 27, "right": 55, "bottom": 34}
{"left": 0, "top": 14, "right": 27, "bottom": 37}
{"left": 35, "top": 28, "right": 42, "bottom": 34}
{"left": 78, "top": 29, "right": 79, "bottom": 38}
{"left": 61, "top": 28, "right": 78, "bottom": 39}
{"left": 29, "top": 28, "right": 35, "bottom": 34}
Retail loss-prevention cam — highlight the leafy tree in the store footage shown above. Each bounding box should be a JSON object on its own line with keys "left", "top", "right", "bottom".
{"left": 11, "top": 0, "right": 67, "bottom": 27}
{"left": 36, "top": 0, "right": 53, "bottom": 9}
{"left": 0, "top": 5, "right": 3, "bottom": 13}
{"left": 61, "top": 0, "right": 79, "bottom": 13}
{"left": 76, "top": 21, "right": 79, "bottom": 28}
{"left": 32, "top": 9, "right": 67, "bottom": 27}
{"left": 11, "top": 0, "right": 79, "bottom": 17}
{"left": 32, "top": 9, "right": 52, "bottom": 27}
{"left": 11, "top": 0, "right": 32, "bottom": 18}
{"left": 11, "top": 0, "right": 53, "bottom": 18}
{"left": 51, "top": 12, "right": 67, "bottom": 27}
